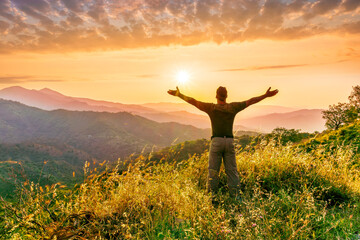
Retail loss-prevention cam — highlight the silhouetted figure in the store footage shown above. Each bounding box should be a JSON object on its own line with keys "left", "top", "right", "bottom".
{"left": 168, "top": 86, "right": 279, "bottom": 198}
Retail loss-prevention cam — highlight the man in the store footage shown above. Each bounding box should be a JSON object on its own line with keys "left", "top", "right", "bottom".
{"left": 167, "top": 86, "right": 279, "bottom": 197}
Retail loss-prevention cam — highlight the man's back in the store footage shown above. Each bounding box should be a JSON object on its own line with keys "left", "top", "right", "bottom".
{"left": 195, "top": 102, "right": 247, "bottom": 137}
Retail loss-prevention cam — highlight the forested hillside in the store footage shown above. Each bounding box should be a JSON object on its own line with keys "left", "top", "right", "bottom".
{"left": 0, "top": 99, "right": 210, "bottom": 160}
{"left": 0, "top": 142, "right": 92, "bottom": 198}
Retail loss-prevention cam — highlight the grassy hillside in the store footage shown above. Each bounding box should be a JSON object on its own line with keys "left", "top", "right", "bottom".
{"left": 133, "top": 138, "right": 210, "bottom": 165}
{"left": 301, "top": 120, "right": 360, "bottom": 154}
{"left": 0, "top": 139, "right": 210, "bottom": 199}
{"left": 1, "top": 134, "right": 359, "bottom": 239}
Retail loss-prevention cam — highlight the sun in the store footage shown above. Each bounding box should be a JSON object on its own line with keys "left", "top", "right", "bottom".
{"left": 176, "top": 70, "right": 190, "bottom": 85}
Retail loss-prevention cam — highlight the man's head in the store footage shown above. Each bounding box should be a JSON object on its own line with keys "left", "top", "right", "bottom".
{"left": 216, "top": 86, "right": 227, "bottom": 102}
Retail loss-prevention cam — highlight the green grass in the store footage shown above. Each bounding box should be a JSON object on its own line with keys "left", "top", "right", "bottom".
{"left": 1, "top": 140, "right": 360, "bottom": 239}
{"left": 301, "top": 121, "right": 360, "bottom": 155}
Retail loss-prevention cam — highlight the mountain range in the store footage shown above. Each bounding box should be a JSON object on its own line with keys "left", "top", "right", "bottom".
{"left": 0, "top": 86, "right": 156, "bottom": 113}
{"left": 239, "top": 109, "right": 326, "bottom": 133}
{"left": 0, "top": 86, "right": 326, "bottom": 132}
{"left": 0, "top": 99, "right": 210, "bottom": 161}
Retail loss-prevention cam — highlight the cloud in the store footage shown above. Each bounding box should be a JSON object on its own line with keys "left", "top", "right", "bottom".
{"left": 0, "top": 0, "right": 359, "bottom": 53}
{"left": 61, "top": 0, "right": 84, "bottom": 13}
{"left": 0, "top": 20, "right": 10, "bottom": 34}
{"left": 303, "top": 0, "right": 342, "bottom": 19}
{"left": 0, "top": 0, "right": 16, "bottom": 22}
{"left": 341, "top": 20, "right": 360, "bottom": 34}
{"left": 136, "top": 74, "right": 159, "bottom": 79}
{"left": 216, "top": 64, "right": 310, "bottom": 72}
{"left": 216, "top": 58, "right": 359, "bottom": 72}
{"left": 340, "top": 0, "right": 360, "bottom": 12}
{"left": 0, "top": 76, "right": 65, "bottom": 84}
{"left": 11, "top": 0, "right": 54, "bottom": 29}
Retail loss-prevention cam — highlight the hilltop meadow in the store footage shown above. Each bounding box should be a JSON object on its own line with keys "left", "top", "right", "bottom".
{"left": 1, "top": 121, "right": 359, "bottom": 239}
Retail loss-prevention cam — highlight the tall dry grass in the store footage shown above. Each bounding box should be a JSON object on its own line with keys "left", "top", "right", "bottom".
{"left": 1, "top": 140, "right": 359, "bottom": 239}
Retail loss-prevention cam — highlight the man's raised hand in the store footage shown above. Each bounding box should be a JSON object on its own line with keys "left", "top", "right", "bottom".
{"left": 265, "top": 87, "right": 279, "bottom": 97}
{"left": 167, "top": 86, "right": 180, "bottom": 96}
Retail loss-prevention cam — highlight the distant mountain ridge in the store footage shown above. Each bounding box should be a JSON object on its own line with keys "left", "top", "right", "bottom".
{"left": 239, "top": 109, "right": 326, "bottom": 133}
{"left": 141, "top": 102, "right": 299, "bottom": 118}
{"left": 0, "top": 86, "right": 326, "bottom": 132}
{"left": 0, "top": 99, "right": 210, "bottom": 161}
{"left": 0, "top": 86, "right": 215, "bottom": 129}
{"left": 0, "top": 86, "right": 156, "bottom": 113}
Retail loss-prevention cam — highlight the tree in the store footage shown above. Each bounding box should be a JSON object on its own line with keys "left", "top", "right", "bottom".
{"left": 349, "top": 85, "right": 360, "bottom": 109}
{"left": 322, "top": 103, "right": 350, "bottom": 130}
{"left": 345, "top": 105, "right": 359, "bottom": 123}
{"left": 322, "top": 85, "right": 360, "bottom": 130}
{"left": 269, "top": 127, "right": 310, "bottom": 145}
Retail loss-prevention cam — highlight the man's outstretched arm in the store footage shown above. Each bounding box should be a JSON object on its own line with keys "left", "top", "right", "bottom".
{"left": 246, "top": 87, "right": 279, "bottom": 107}
{"left": 168, "top": 87, "right": 211, "bottom": 113}
{"left": 167, "top": 86, "right": 198, "bottom": 106}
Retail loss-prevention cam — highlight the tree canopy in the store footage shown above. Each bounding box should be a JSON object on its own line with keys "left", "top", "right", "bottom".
{"left": 322, "top": 85, "right": 360, "bottom": 130}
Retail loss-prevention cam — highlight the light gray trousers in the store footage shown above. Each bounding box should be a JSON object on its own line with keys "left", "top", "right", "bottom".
{"left": 208, "top": 137, "right": 240, "bottom": 196}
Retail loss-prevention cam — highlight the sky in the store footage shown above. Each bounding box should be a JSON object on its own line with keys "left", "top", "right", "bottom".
{"left": 0, "top": 0, "right": 359, "bottom": 108}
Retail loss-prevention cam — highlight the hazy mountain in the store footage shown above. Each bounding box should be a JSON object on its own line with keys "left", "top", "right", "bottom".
{"left": 142, "top": 102, "right": 306, "bottom": 130}
{"left": 238, "top": 109, "right": 326, "bottom": 133}
{"left": 238, "top": 105, "right": 300, "bottom": 119}
{"left": 0, "top": 86, "right": 157, "bottom": 113}
{"left": 0, "top": 86, "right": 325, "bottom": 132}
{"left": 0, "top": 85, "right": 296, "bottom": 119}
{"left": 0, "top": 86, "right": 213, "bottom": 128}
{"left": 141, "top": 102, "right": 202, "bottom": 115}
{"left": 0, "top": 86, "right": 252, "bottom": 130}
{"left": 142, "top": 102, "right": 299, "bottom": 118}
{"left": 0, "top": 99, "right": 210, "bottom": 161}
{"left": 141, "top": 102, "right": 318, "bottom": 131}
{"left": 140, "top": 110, "right": 211, "bottom": 128}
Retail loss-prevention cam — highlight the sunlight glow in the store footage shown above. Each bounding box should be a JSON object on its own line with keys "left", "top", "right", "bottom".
{"left": 176, "top": 70, "right": 190, "bottom": 85}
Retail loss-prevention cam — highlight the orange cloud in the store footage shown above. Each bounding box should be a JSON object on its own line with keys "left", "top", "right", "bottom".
{"left": 216, "top": 64, "right": 310, "bottom": 72}
{"left": 0, "top": 75, "right": 65, "bottom": 84}
{"left": 0, "top": 0, "right": 359, "bottom": 53}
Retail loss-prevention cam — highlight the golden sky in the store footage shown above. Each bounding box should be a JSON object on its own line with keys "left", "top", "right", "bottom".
{"left": 0, "top": 0, "right": 359, "bottom": 108}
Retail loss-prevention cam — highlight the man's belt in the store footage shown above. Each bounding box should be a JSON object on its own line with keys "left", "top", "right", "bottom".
{"left": 211, "top": 135, "right": 234, "bottom": 140}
